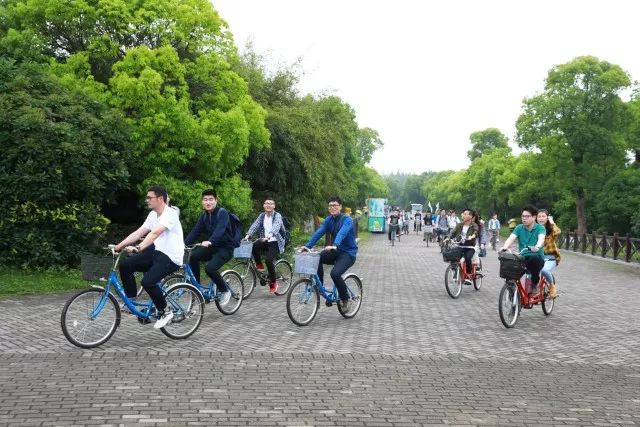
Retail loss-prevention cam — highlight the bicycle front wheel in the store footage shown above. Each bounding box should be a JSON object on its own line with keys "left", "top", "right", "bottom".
{"left": 274, "top": 260, "right": 293, "bottom": 296}
{"left": 231, "top": 260, "right": 256, "bottom": 299}
{"left": 444, "top": 263, "right": 462, "bottom": 299}
{"left": 499, "top": 281, "right": 520, "bottom": 328}
{"left": 160, "top": 283, "right": 205, "bottom": 339}
{"left": 215, "top": 270, "right": 244, "bottom": 315}
{"left": 337, "top": 274, "right": 363, "bottom": 319}
{"left": 61, "top": 288, "right": 120, "bottom": 349}
{"left": 286, "top": 278, "right": 320, "bottom": 326}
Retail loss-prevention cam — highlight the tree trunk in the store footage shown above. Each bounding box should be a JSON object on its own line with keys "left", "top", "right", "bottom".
{"left": 576, "top": 187, "right": 587, "bottom": 235}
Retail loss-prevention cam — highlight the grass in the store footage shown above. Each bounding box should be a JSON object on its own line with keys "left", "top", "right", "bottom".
{"left": 0, "top": 267, "right": 87, "bottom": 298}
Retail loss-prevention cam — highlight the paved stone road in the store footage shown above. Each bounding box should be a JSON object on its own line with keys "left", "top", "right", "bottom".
{"left": 1, "top": 232, "right": 639, "bottom": 426}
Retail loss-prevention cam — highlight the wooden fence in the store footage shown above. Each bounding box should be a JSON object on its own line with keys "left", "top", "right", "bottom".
{"left": 560, "top": 232, "right": 640, "bottom": 263}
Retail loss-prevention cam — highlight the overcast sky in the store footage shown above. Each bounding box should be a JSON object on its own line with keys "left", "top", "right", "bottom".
{"left": 212, "top": 0, "right": 640, "bottom": 174}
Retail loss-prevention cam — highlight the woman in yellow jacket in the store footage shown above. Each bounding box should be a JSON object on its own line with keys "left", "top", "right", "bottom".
{"left": 537, "top": 209, "right": 561, "bottom": 299}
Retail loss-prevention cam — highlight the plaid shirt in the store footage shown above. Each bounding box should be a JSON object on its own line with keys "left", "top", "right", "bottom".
{"left": 543, "top": 224, "right": 562, "bottom": 264}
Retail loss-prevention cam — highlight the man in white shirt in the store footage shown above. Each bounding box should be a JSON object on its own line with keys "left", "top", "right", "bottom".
{"left": 115, "top": 186, "right": 184, "bottom": 329}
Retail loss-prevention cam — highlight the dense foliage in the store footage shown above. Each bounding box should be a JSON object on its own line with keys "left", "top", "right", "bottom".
{"left": 0, "top": 1, "right": 386, "bottom": 267}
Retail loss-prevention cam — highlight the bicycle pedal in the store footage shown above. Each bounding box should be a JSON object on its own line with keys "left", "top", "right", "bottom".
{"left": 204, "top": 299, "right": 211, "bottom": 304}
{"left": 137, "top": 316, "right": 151, "bottom": 325}
{"left": 325, "top": 301, "right": 333, "bottom": 307}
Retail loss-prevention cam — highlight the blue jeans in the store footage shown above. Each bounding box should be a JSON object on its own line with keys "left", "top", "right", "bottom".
{"left": 541, "top": 256, "right": 557, "bottom": 284}
{"left": 318, "top": 250, "right": 356, "bottom": 302}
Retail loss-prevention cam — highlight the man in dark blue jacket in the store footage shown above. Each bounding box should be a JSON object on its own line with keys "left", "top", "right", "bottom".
{"left": 184, "top": 189, "right": 235, "bottom": 304}
{"left": 302, "top": 196, "right": 358, "bottom": 312}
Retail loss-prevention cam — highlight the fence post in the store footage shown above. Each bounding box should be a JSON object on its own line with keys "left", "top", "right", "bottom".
{"left": 613, "top": 233, "right": 619, "bottom": 260}
{"left": 565, "top": 232, "right": 571, "bottom": 250}
{"left": 626, "top": 234, "right": 632, "bottom": 263}
{"left": 601, "top": 233, "right": 607, "bottom": 258}
{"left": 581, "top": 233, "right": 587, "bottom": 253}
{"left": 573, "top": 231, "right": 579, "bottom": 251}
{"left": 591, "top": 233, "right": 597, "bottom": 255}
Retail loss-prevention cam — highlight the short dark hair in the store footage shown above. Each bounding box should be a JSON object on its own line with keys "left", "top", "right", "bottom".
{"left": 328, "top": 196, "right": 342, "bottom": 205}
{"left": 264, "top": 195, "right": 275, "bottom": 203}
{"left": 522, "top": 205, "right": 538, "bottom": 216}
{"left": 202, "top": 189, "right": 217, "bottom": 198}
{"left": 147, "top": 185, "right": 168, "bottom": 202}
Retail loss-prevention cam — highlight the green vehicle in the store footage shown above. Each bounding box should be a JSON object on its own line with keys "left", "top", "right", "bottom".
{"left": 366, "top": 198, "right": 387, "bottom": 233}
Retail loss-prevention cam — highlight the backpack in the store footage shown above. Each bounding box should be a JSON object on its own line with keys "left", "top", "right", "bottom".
{"left": 279, "top": 215, "right": 292, "bottom": 248}
{"left": 218, "top": 208, "right": 242, "bottom": 248}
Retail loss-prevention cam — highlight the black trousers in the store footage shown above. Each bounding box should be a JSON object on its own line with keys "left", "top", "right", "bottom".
{"left": 461, "top": 248, "right": 475, "bottom": 274}
{"left": 318, "top": 250, "right": 356, "bottom": 302}
{"left": 189, "top": 246, "right": 233, "bottom": 292}
{"left": 119, "top": 248, "right": 179, "bottom": 312}
{"left": 524, "top": 254, "right": 545, "bottom": 288}
{"left": 252, "top": 240, "right": 279, "bottom": 282}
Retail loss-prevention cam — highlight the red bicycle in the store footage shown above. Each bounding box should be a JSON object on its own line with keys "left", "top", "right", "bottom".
{"left": 498, "top": 249, "right": 555, "bottom": 328}
{"left": 442, "top": 241, "right": 483, "bottom": 299}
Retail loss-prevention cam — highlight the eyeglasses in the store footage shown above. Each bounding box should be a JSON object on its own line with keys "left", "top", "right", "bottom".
{"left": 145, "top": 196, "right": 159, "bottom": 201}
{"left": 328, "top": 203, "right": 341, "bottom": 208}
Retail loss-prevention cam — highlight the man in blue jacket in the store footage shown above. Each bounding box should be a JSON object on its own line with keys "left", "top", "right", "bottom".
{"left": 184, "top": 189, "right": 234, "bottom": 304}
{"left": 301, "top": 196, "right": 358, "bottom": 311}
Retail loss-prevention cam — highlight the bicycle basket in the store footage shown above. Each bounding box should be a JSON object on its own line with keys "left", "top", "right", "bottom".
{"left": 498, "top": 252, "right": 525, "bottom": 279}
{"left": 294, "top": 252, "right": 321, "bottom": 275}
{"left": 233, "top": 240, "right": 253, "bottom": 259}
{"left": 80, "top": 254, "right": 113, "bottom": 281}
{"left": 442, "top": 246, "right": 463, "bottom": 263}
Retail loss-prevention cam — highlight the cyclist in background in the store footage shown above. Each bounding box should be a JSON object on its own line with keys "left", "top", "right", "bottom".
{"left": 301, "top": 197, "right": 358, "bottom": 312}
{"left": 423, "top": 211, "right": 434, "bottom": 242}
{"left": 488, "top": 212, "right": 500, "bottom": 250}
{"left": 436, "top": 209, "right": 449, "bottom": 243}
{"left": 388, "top": 209, "right": 400, "bottom": 241}
{"left": 447, "top": 208, "right": 479, "bottom": 285}
{"left": 244, "top": 196, "right": 286, "bottom": 294}
{"left": 414, "top": 211, "right": 422, "bottom": 232}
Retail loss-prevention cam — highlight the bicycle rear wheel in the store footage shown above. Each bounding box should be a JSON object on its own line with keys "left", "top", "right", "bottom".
{"left": 231, "top": 260, "right": 256, "bottom": 299}
{"left": 499, "top": 281, "right": 520, "bottom": 328}
{"left": 274, "top": 260, "right": 293, "bottom": 296}
{"left": 61, "top": 288, "right": 120, "bottom": 349}
{"left": 215, "top": 270, "right": 244, "bottom": 315}
{"left": 473, "top": 259, "right": 483, "bottom": 290}
{"left": 160, "top": 283, "right": 204, "bottom": 339}
{"left": 337, "top": 274, "right": 363, "bottom": 319}
{"left": 444, "top": 263, "right": 462, "bottom": 299}
{"left": 286, "top": 278, "right": 320, "bottom": 326}
{"left": 542, "top": 281, "right": 555, "bottom": 315}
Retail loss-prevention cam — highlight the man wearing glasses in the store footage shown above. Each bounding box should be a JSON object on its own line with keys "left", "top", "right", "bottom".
{"left": 301, "top": 197, "right": 358, "bottom": 312}
{"left": 244, "top": 197, "right": 286, "bottom": 294}
{"left": 115, "top": 185, "right": 184, "bottom": 329}
{"left": 500, "top": 205, "right": 546, "bottom": 295}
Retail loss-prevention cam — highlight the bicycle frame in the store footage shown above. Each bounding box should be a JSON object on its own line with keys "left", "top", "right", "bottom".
{"left": 512, "top": 274, "right": 547, "bottom": 307}
{"left": 176, "top": 264, "right": 219, "bottom": 301}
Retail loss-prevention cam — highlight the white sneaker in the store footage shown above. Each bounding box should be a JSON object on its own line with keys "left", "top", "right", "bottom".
{"left": 218, "top": 290, "right": 231, "bottom": 306}
{"left": 153, "top": 310, "right": 174, "bottom": 329}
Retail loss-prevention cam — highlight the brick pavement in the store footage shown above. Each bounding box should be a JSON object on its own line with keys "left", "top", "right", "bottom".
{"left": 1, "top": 231, "right": 639, "bottom": 425}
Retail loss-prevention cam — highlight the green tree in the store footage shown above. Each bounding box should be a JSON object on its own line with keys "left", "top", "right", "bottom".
{"left": 516, "top": 56, "right": 631, "bottom": 234}
{"left": 467, "top": 128, "right": 510, "bottom": 161}
{"left": 0, "top": 59, "right": 129, "bottom": 266}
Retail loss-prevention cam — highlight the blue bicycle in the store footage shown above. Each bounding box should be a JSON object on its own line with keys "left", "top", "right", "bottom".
{"left": 159, "top": 244, "right": 244, "bottom": 315}
{"left": 286, "top": 249, "right": 363, "bottom": 326}
{"left": 61, "top": 245, "right": 204, "bottom": 348}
